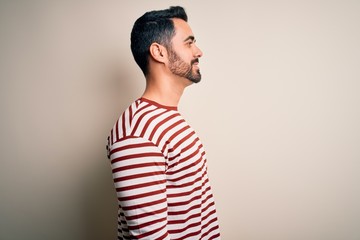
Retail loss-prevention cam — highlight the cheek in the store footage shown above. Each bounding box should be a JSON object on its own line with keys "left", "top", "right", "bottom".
{"left": 175, "top": 51, "right": 187, "bottom": 60}
{"left": 182, "top": 53, "right": 193, "bottom": 64}
{"left": 175, "top": 47, "right": 191, "bottom": 60}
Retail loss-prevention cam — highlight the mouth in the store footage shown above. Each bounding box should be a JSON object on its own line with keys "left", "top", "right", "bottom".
{"left": 192, "top": 59, "right": 199, "bottom": 65}
{"left": 192, "top": 59, "right": 200, "bottom": 69}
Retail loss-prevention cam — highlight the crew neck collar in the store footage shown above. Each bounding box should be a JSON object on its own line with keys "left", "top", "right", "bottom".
{"left": 139, "top": 97, "right": 178, "bottom": 111}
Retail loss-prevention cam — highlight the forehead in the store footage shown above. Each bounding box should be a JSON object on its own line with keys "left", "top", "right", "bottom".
{"left": 172, "top": 18, "right": 194, "bottom": 41}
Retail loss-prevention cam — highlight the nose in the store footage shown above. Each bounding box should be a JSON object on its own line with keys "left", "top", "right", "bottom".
{"left": 194, "top": 44, "right": 203, "bottom": 58}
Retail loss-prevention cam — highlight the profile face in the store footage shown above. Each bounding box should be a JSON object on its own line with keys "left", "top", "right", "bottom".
{"left": 168, "top": 18, "right": 203, "bottom": 83}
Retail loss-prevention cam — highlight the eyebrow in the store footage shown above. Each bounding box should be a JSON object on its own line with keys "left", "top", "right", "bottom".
{"left": 183, "top": 36, "right": 195, "bottom": 42}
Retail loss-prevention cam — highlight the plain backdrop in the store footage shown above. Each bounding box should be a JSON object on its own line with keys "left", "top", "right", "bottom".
{"left": 1, "top": 1, "right": 359, "bottom": 239}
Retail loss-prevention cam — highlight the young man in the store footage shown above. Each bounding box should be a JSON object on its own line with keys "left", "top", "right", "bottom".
{"left": 107, "top": 6, "right": 220, "bottom": 240}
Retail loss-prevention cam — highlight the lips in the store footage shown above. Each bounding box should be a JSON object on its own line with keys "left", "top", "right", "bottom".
{"left": 192, "top": 59, "right": 199, "bottom": 70}
{"left": 192, "top": 59, "right": 199, "bottom": 65}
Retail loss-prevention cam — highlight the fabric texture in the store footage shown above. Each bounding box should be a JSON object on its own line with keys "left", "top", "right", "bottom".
{"left": 107, "top": 98, "right": 220, "bottom": 240}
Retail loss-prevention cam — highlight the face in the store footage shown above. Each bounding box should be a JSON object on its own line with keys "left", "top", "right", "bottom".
{"left": 167, "top": 18, "right": 203, "bottom": 84}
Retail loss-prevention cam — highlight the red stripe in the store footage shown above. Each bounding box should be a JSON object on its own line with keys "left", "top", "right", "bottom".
{"left": 128, "top": 104, "right": 133, "bottom": 126}
{"left": 201, "top": 219, "right": 220, "bottom": 239}
{"left": 171, "top": 229, "right": 201, "bottom": 240}
{"left": 134, "top": 224, "right": 167, "bottom": 239}
{"left": 111, "top": 152, "right": 163, "bottom": 164}
{"left": 167, "top": 185, "right": 201, "bottom": 198}
{"left": 168, "top": 152, "right": 180, "bottom": 161}
{"left": 115, "top": 119, "right": 120, "bottom": 141}
{"left": 167, "top": 153, "right": 203, "bottom": 175}
{"left": 139, "top": 109, "right": 168, "bottom": 137}
{"left": 116, "top": 179, "right": 166, "bottom": 192}
{"left": 167, "top": 174, "right": 204, "bottom": 189}
{"left": 167, "top": 160, "right": 206, "bottom": 182}
{"left": 173, "top": 130, "right": 195, "bottom": 149}
{"left": 118, "top": 188, "right": 166, "bottom": 201}
{"left": 202, "top": 196, "right": 215, "bottom": 213}
{"left": 154, "top": 232, "right": 169, "bottom": 240}
{"left": 156, "top": 119, "right": 185, "bottom": 147}
{"left": 167, "top": 172, "right": 209, "bottom": 194}
{"left": 122, "top": 198, "right": 167, "bottom": 211}
{"left": 114, "top": 170, "right": 165, "bottom": 182}
{"left": 201, "top": 189, "right": 213, "bottom": 203}
{"left": 168, "top": 194, "right": 201, "bottom": 208}
{"left": 132, "top": 101, "right": 150, "bottom": 119}
{"left": 168, "top": 203, "right": 201, "bottom": 216}
{"left": 126, "top": 207, "right": 167, "bottom": 220}
{"left": 121, "top": 110, "right": 126, "bottom": 138}
{"left": 202, "top": 209, "right": 217, "bottom": 222}
{"left": 165, "top": 125, "right": 191, "bottom": 147}
{"left": 128, "top": 216, "right": 167, "bottom": 230}
{"left": 182, "top": 137, "right": 201, "bottom": 152}
{"left": 110, "top": 141, "right": 157, "bottom": 155}
{"left": 168, "top": 212, "right": 201, "bottom": 224}
{"left": 112, "top": 162, "right": 165, "bottom": 173}
{"left": 201, "top": 225, "right": 220, "bottom": 239}
{"left": 171, "top": 146, "right": 205, "bottom": 169}
{"left": 168, "top": 221, "right": 201, "bottom": 234}
{"left": 148, "top": 112, "right": 180, "bottom": 141}
{"left": 130, "top": 107, "right": 156, "bottom": 136}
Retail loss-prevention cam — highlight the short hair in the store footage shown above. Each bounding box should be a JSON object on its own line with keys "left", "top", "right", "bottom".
{"left": 130, "top": 6, "right": 188, "bottom": 75}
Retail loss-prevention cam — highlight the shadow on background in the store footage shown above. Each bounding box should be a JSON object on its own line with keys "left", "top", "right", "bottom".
{"left": 80, "top": 60, "right": 139, "bottom": 240}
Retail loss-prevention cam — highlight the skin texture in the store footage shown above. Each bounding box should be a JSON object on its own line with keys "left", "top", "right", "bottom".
{"left": 142, "top": 18, "right": 203, "bottom": 107}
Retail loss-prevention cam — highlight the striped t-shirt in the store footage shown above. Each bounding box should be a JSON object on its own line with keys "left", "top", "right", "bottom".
{"left": 107, "top": 98, "right": 220, "bottom": 240}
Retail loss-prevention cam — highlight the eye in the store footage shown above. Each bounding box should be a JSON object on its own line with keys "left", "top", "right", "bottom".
{"left": 186, "top": 40, "right": 196, "bottom": 46}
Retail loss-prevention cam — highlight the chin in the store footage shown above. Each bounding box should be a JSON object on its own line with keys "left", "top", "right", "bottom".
{"left": 183, "top": 70, "right": 201, "bottom": 85}
{"left": 190, "top": 74, "right": 201, "bottom": 84}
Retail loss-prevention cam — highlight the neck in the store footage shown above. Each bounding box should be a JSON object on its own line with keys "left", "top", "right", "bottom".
{"left": 142, "top": 73, "right": 190, "bottom": 107}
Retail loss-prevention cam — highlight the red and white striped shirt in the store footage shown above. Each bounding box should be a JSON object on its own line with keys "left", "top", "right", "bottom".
{"left": 107, "top": 98, "right": 220, "bottom": 240}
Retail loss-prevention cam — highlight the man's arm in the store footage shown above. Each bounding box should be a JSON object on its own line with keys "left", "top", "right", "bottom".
{"left": 109, "top": 136, "right": 170, "bottom": 240}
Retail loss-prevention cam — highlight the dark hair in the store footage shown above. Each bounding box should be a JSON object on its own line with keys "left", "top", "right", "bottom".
{"left": 130, "top": 6, "right": 188, "bottom": 75}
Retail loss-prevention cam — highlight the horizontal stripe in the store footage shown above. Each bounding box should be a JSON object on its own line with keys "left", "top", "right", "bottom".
{"left": 116, "top": 179, "right": 166, "bottom": 192}
{"left": 114, "top": 171, "right": 165, "bottom": 182}
{"left": 107, "top": 98, "right": 220, "bottom": 239}
{"left": 168, "top": 221, "right": 201, "bottom": 234}
{"left": 126, "top": 207, "right": 167, "bottom": 221}
{"left": 118, "top": 188, "right": 166, "bottom": 202}
{"left": 111, "top": 152, "right": 163, "bottom": 164}
{"left": 122, "top": 198, "right": 167, "bottom": 211}
{"left": 110, "top": 141, "right": 156, "bottom": 155}
{"left": 168, "top": 212, "right": 201, "bottom": 225}
{"left": 128, "top": 216, "right": 167, "bottom": 230}
{"left": 112, "top": 162, "right": 165, "bottom": 173}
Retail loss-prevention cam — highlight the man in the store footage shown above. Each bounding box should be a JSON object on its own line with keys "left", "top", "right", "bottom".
{"left": 107, "top": 6, "right": 220, "bottom": 240}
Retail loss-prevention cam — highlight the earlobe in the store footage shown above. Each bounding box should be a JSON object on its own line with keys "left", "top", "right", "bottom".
{"left": 149, "top": 43, "right": 167, "bottom": 63}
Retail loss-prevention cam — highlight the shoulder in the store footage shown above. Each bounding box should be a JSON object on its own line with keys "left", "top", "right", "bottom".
{"left": 108, "top": 135, "right": 164, "bottom": 161}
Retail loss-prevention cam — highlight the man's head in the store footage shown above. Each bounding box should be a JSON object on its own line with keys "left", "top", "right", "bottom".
{"left": 130, "top": 6, "right": 202, "bottom": 83}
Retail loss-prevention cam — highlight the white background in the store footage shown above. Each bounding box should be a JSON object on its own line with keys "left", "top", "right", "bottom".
{"left": 1, "top": 1, "right": 359, "bottom": 239}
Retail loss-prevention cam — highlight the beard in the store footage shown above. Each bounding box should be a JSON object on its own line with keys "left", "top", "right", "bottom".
{"left": 168, "top": 48, "right": 201, "bottom": 83}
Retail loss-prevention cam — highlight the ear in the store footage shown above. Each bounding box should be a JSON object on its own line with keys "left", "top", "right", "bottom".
{"left": 149, "top": 43, "right": 168, "bottom": 63}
